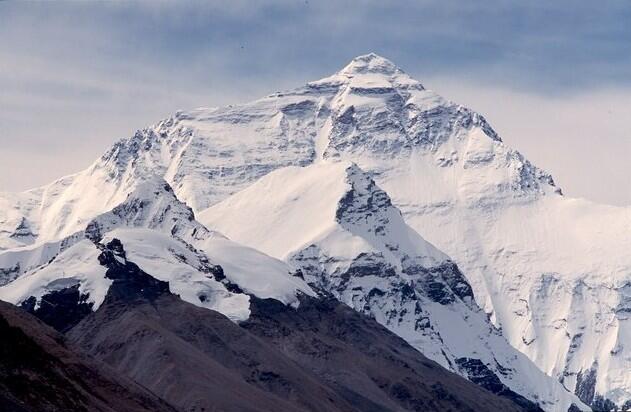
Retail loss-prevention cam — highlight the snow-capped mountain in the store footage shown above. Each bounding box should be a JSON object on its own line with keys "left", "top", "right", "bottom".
{"left": 0, "top": 53, "right": 628, "bottom": 409}
{"left": 201, "top": 160, "right": 583, "bottom": 411}
{"left": 0, "top": 177, "right": 314, "bottom": 325}
{"left": 2, "top": 175, "right": 539, "bottom": 412}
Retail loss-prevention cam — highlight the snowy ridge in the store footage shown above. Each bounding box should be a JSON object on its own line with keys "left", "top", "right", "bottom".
{"left": 336, "top": 162, "right": 447, "bottom": 268}
{"left": 0, "top": 232, "right": 83, "bottom": 287}
{"left": 0, "top": 179, "right": 314, "bottom": 321}
{"left": 101, "top": 228, "right": 251, "bottom": 320}
{"left": 201, "top": 160, "right": 584, "bottom": 411}
{"left": 84, "top": 176, "right": 213, "bottom": 243}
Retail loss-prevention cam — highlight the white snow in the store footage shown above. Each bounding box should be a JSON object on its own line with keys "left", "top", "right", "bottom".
{"left": 200, "top": 161, "right": 350, "bottom": 260}
{"left": 199, "top": 236, "right": 315, "bottom": 306}
{"left": 0, "top": 232, "right": 83, "bottom": 284}
{"left": 0, "top": 240, "right": 110, "bottom": 310}
{"left": 102, "top": 228, "right": 251, "bottom": 321}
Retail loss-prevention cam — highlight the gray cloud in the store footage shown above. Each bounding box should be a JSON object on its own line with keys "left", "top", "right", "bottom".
{"left": 0, "top": 1, "right": 629, "bottom": 205}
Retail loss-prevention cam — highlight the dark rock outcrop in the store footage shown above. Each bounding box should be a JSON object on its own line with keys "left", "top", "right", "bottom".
{"left": 454, "top": 357, "right": 542, "bottom": 412}
{"left": 20, "top": 285, "right": 93, "bottom": 333}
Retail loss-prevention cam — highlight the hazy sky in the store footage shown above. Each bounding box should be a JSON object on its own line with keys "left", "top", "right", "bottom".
{"left": 1, "top": 1, "right": 630, "bottom": 205}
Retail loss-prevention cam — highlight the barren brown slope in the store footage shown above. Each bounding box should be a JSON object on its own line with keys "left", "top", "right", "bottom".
{"left": 68, "top": 293, "right": 354, "bottom": 412}
{"left": 243, "top": 296, "right": 542, "bottom": 412}
{"left": 0, "top": 300, "right": 175, "bottom": 412}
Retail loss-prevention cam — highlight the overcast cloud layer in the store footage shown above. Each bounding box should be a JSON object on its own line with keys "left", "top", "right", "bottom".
{"left": 1, "top": 1, "right": 629, "bottom": 205}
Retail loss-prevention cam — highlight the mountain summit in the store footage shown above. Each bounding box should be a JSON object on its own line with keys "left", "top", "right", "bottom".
{"left": 309, "top": 52, "right": 425, "bottom": 101}
{"left": 340, "top": 53, "right": 402, "bottom": 75}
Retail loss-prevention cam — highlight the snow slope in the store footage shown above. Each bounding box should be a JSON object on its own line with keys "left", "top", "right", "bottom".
{"left": 201, "top": 160, "right": 584, "bottom": 411}
{"left": 0, "top": 239, "right": 110, "bottom": 312}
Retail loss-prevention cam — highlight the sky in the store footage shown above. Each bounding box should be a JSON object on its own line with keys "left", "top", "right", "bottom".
{"left": 1, "top": 1, "right": 630, "bottom": 205}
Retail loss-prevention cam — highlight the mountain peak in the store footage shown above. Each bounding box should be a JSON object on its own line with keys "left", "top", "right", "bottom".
{"left": 339, "top": 53, "right": 401, "bottom": 76}
{"left": 200, "top": 160, "right": 447, "bottom": 267}
{"left": 85, "top": 175, "right": 212, "bottom": 244}
{"left": 125, "top": 176, "right": 175, "bottom": 201}
{"left": 305, "top": 52, "right": 424, "bottom": 91}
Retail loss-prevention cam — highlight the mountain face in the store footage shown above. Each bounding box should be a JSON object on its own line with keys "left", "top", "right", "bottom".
{"left": 0, "top": 53, "right": 627, "bottom": 410}
{"left": 0, "top": 300, "right": 175, "bottom": 412}
{"left": 201, "top": 160, "right": 582, "bottom": 411}
{"left": 66, "top": 243, "right": 536, "bottom": 412}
